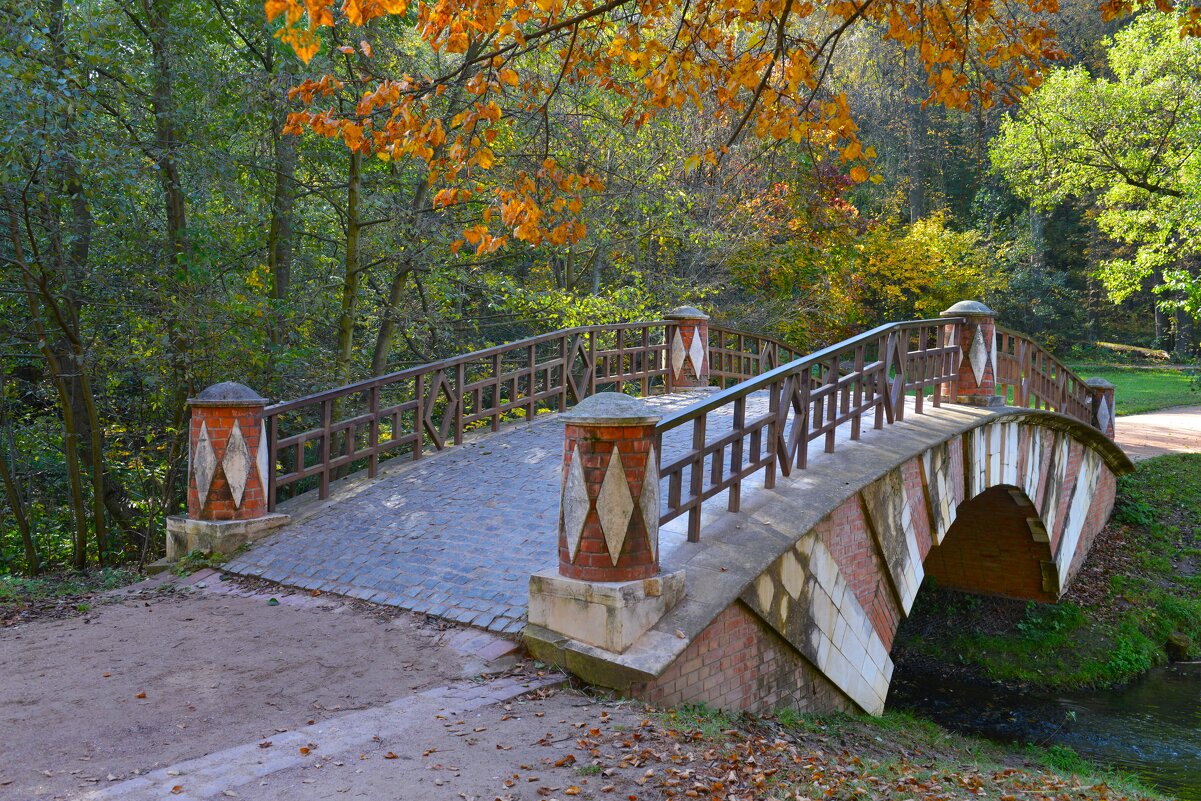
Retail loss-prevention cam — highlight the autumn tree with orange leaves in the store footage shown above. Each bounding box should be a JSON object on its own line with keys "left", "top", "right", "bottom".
{"left": 266, "top": 0, "right": 1200, "bottom": 256}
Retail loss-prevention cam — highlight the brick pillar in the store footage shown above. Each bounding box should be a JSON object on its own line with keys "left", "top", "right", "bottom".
{"left": 558, "top": 393, "right": 661, "bottom": 581}
{"left": 1086, "top": 378, "right": 1116, "bottom": 438}
{"left": 187, "top": 382, "right": 270, "bottom": 520}
{"left": 666, "top": 306, "right": 710, "bottom": 390}
{"left": 940, "top": 300, "right": 1003, "bottom": 407}
{"left": 527, "top": 392, "right": 684, "bottom": 654}
{"left": 165, "top": 382, "right": 288, "bottom": 562}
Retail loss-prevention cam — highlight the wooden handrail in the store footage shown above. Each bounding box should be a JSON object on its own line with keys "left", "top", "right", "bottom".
{"left": 655, "top": 318, "right": 963, "bottom": 540}
{"left": 994, "top": 326, "right": 1092, "bottom": 423}
{"left": 261, "top": 312, "right": 1092, "bottom": 516}
{"left": 264, "top": 319, "right": 674, "bottom": 509}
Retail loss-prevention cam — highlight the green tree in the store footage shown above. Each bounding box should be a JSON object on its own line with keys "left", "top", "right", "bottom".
{"left": 991, "top": 12, "right": 1201, "bottom": 354}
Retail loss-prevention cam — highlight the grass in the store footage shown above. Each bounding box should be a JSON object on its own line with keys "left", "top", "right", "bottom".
{"left": 661, "top": 704, "right": 1166, "bottom": 799}
{"left": 0, "top": 567, "right": 139, "bottom": 604}
{"left": 170, "top": 547, "right": 241, "bottom": 576}
{"left": 899, "top": 453, "right": 1201, "bottom": 689}
{"left": 1069, "top": 364, "right": 1199, "bottom": 415}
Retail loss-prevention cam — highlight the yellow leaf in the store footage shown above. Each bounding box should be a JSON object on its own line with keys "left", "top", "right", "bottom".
{"left": 849, "top": 166, "right": 869, "bottom": 183}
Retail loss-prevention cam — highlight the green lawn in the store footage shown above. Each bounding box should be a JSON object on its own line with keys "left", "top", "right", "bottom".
{"left": 1069, "top": 364, "right": 1199, "bottom": 415}
{"left": 898, "top": 453, "right": 1201, "bottom": 689}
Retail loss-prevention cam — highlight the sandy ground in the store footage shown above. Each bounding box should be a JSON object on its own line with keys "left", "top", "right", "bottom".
{"left": 1116, "top": 405, "right": 1201, "bottom": 461}
{"left": 0, "top": 578, "right": 501, "bottom": 800}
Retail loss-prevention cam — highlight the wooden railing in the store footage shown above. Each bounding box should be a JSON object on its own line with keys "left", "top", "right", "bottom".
{"left": 263, "top": 312, "right": 1094, "bottom": 516}
{"left": 264, "top": 321, "right": 671, "bottom": 508}
{"left": 994, "top": 326, "right": 1091, "bottom": 423}
{"left": 707, "top": 326, "right": 804, "bottom": 387}
{"left": 656, "top": 319, "right": 962, "bottom": 541}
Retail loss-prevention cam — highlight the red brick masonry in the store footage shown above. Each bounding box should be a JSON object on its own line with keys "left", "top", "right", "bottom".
{"left": 559, "top": 421, "right": 658, "bottom": 582}
{"left": 188, "top": 405, "right": 266, "bottom": 521}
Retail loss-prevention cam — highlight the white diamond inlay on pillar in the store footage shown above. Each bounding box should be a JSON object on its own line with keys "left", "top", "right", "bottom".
{"left": 968, "top": 325, "right": 988, "bottom": 385}
{"left": 1097, "top": 395, "right": 1112, "bottom": 435}
{"left": 561, "top": 444, "right": 589, "bottom": 561}
{"left": 258, "top": 420, "right": 270, "bottom": 500}
{"left": 596, "top": 445, "right": 635, "bottom": 565}
{"left": 638, "top": 444, "right": 659, "bottom": 559}
{"left": 192, "top": 421, "right": 217, "bottom": 506}
{"left": 687, "top": 330, "right": 705, "bottom": 377}
{"left": 223, "top": 422, "right": 251, "bottom": 508}
{"left": 671, "top": 330, "right": 686, "bottom": 378}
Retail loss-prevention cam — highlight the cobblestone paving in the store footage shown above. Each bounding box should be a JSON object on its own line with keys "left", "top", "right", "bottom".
{"left": 225, "top": 393, "right": 719, "bottom": 634}
{"left": 225, "top": 390, "right": 920, "bottom": 634}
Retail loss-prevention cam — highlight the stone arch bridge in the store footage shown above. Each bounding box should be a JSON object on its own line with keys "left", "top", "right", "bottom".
{"left": 169, "top": 303, "right": 1132, "bottom": 715}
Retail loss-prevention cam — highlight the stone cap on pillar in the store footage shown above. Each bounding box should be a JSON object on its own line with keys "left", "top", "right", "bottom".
{"left": 664, "top": 306, "right": 710, "bottom": 321}
{"left": 188, "top": 382, "right": 268, "bottom": 407}
{"left": 940, "top": 300, "right": 996, "bottom": 318}
{"left": 1085, "top": 377, "right": 1116, "bottom": 389}
{"left": 561, "top": 393, "right": 661, "bottom": 427}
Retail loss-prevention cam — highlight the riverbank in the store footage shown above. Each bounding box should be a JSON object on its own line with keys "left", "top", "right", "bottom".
{"left": 894, "top": 453, "right": 1201, "bottom": 690}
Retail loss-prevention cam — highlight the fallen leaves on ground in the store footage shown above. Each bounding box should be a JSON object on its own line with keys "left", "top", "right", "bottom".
{"left": 492, "top": 699, "right": 1157, "bottom": 801}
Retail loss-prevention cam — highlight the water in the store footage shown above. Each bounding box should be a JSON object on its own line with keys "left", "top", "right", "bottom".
{"left": 887, "top": 662, "right": 1201, "bottom": 799}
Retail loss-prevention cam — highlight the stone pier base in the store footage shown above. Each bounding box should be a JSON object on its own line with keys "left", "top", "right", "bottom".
{"left": 166, "top": 514, "right": 290, "bottom": 561}
{"left": 528, "top": 569, "right": 685, "bottom": 654}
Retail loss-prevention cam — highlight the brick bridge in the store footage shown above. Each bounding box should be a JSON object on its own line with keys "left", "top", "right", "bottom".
{"left": 169, "top": 302, "right": 1132, "bottom": 715}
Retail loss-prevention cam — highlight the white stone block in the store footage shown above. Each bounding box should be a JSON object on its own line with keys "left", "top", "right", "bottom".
{"left": 527, "top": 569, "right": 685, "bottom": 654}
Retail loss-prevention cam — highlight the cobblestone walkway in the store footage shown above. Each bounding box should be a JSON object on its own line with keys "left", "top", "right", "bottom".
{"left": 225, "top": 393, "right": 724, "bottom": 634}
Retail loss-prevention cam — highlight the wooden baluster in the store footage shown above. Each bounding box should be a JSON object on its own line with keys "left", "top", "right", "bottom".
{"left": 932, "top": 326, "right": 943, "bottom": 408}
{"left": 914, "top": 327, "right": 927, "bottom": 414}
{"left": 558, "top": 335, "right": 569, "bottom": 411}
{"left": 802, "top": 369, "right": 811, "bottom": 470}
{"left": 267, "top": 414, "right": 278, "bottom": 511}
{"left": 491, "top": 354, "right": 502, "bottom": 431}
{"left": 688, "top": 414, "right": 706, "bottom": 542}
{"left": 526, "top": 343, "right": 537, "bottom": 420}
{"left": 641, "top": 326, "right": 650, "bottom": 396}
{"left": 320, "top": 398, "right": 332, "bottom": 497}
{"left": 729, "top": 395, "right": 745, "bottom": 512}
{"left": 893, "top": 334, "right": 907, "bottom": 422}
{"left": 825, "top": 356, "right": 838, "bottom": 453}
{"left": 664, "top": 322, "right": 676, "bottom": 393}
{"left": 587, "top": 330, "right": 597, "bottom": 397}
{"left": 615, "top": 329, "right": 625, "bottom": 393}
{"left": 369, "top": 385, "right": 380, "bottom": 477}
{"left": 730, "top": 331, "right": 739, "bottom": 381}
{"left": 851, "top": 344, "right": 864, "bottom": 439}
{"left": 414, "top": 375, "right": 425, "bottom": 460}
{"left": 453, "top": 364, "right": 465, "bottom": 445}
{"left": 874, "top": 336, "right": 886, "bottom": 429}
{"left": 765, "top": 380, "right": 779, "bottom": 489}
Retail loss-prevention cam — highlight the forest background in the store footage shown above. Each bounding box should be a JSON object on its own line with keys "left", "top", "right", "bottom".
{"left": 2, "top": 0, "right": 1198, "bottom": 573}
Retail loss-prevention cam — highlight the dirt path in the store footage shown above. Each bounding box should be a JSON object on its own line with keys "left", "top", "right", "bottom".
{"left": 0, "top": 575, "right": 528, "bottom": 800}
{"left": 1116, "top": 405, "right": 1201, "bottom": 461}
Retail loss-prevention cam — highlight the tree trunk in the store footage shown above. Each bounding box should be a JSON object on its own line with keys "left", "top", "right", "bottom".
{"left": 267, "top": 117, "right": 297, "bottom": 375}
{"left": 1029, "top": 207, "right": 1046, "bottom": 272}
{"left": 906, "top": 49, "right": 929, "bottom": 223}
{"left": 6, "top": 204, "right": 90, "bottom": 568}
{"left": 371, "top": 264, "right": 414, "bottom": 375}
{"left": 335, "top": 151, "right": 363, "bottom": 387}
{"left": 0, "top": 375, "right": 38, "bottom": 575}
{"left": 141, "top": 0, "right": 194, "bottom": 526}
{"left": 1175, "top": 306, "right": 1193, "bottom": 359}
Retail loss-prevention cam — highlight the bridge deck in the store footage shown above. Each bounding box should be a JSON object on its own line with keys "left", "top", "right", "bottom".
{"left": 225, "top": 392, "right": 938, "bottom": 634}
